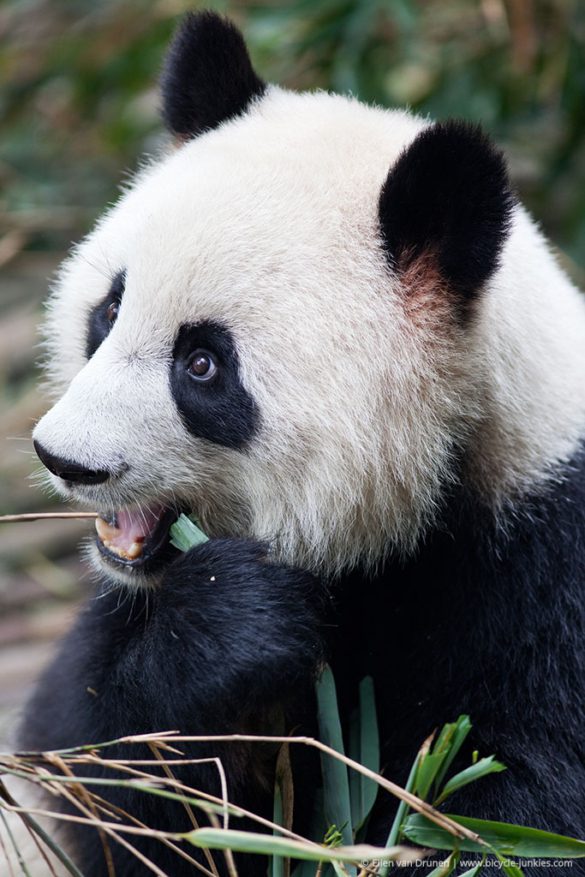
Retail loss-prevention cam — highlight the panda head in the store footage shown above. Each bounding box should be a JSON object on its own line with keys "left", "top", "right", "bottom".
{"left": 34, "top": 11, "right": 576, "bottom": 586}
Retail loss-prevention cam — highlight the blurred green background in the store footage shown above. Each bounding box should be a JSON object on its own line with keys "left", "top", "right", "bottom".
{"left": 0, "top": 0, "right": 584, "bottom": 730}
{"left": 3, "top": 0, "right": 585, "bottom": 262}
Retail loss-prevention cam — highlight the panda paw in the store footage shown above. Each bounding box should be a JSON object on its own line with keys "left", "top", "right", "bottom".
{"left": 153, "top": 538, "right": 327, "bottom": 707}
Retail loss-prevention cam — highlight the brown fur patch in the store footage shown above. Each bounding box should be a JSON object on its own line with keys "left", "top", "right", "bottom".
{"left": 400, "top": 250, "right": 460, "bottom": 333}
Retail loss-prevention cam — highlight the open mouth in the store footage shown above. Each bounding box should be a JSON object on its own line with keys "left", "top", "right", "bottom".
{"left": 95, "top": 504, "right": 180, "bottom": 571}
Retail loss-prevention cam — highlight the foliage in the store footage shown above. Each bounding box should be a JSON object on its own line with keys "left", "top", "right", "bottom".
{"left": 2, "top": 700, "right": 585, "bottom": 875}
{"left": 1, "top": 0, "right": 584, "bottom": 275}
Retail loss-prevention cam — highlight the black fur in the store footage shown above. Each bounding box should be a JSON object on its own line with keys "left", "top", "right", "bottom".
{"left": 379, "top": 121, "right": 514, "bottom": 300}
{"left": 21, "top": 540, "right": 324, "bottom": 877}
{"left": 331, "top": 452, "right": 585, "bottom": 875}
{"left": 86, "top": 270, "right": 126, "bottom": 359}
{"left": 161, "top": 11, "right": 266, "bottom": 139}
{"left": 170, "top": 321, "right": 260, "bottom": 449}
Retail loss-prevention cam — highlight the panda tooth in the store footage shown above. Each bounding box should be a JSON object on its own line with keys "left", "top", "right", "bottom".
{"left": 96, "top": 518, "right": 145, "bottom": 562}
{"left": 126, "top": 541, "right": 144, "bottom": 560}
{"left": 95, "top": 516, "right": 119, "bottom": 543}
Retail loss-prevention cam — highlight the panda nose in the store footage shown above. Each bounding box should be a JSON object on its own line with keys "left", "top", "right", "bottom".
{"left": 33, "top": 440, "right": 110, "bottom": 485}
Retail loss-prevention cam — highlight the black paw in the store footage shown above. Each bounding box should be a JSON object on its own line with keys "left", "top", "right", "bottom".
{"left": 150, "top": 539, "right": 327, "bottom": 709}
{"left": 22, "top": 540, "right": 327, "bottom": 748}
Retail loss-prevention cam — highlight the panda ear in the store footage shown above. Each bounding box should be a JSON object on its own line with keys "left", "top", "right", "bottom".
{"left": 379, "top": 121, "right": 514, "bottom": 300}
{"left": 160, "top": 11, "right": 266, "bottom": 140}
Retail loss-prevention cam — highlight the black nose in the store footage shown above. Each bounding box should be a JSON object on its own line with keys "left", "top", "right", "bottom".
{"left": 33, "top": 440, "right": 110, "bottom": 485}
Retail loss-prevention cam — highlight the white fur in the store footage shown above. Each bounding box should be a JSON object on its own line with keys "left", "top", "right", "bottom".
{"left": 33, "top": 86, "right": 585, "bottom": 581}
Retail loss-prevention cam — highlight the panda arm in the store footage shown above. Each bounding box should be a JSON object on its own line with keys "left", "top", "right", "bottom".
{"left": 142, "top": 537, "right": 326, "bottom": 723}
{"left": 20, "top": 540, "right": 325, "bottom": 876}
{"left": 23, "top": 539, "right": 325, "bottom": 743}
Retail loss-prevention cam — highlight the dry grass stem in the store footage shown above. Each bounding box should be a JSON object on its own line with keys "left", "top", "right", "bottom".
{"left": 0, "top": 512, "right": 98, "bottom": 523}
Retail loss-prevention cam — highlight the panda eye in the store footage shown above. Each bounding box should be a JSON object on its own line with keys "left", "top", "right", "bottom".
{"left": 86, "top": 270, "right": 126, "bottom": 360}
{"left": 187, "top": 349, "right": 218, "bottom": 382}
{"left": 106, "top": 301, "right": 119, "bottom": 324}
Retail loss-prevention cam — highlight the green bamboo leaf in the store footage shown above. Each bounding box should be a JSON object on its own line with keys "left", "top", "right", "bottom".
{"left": 433, "top": 721, "right": 458, "bottom": 754}
{"left": 273, "top": 781, "right": 285, "bottom": 877}
{"left": 348, "top": 706, "right": 361, "bottom": 832}
{"left": 357, "top": 676, "right": 379, "bottom": 825}
{"left": 315, "top": 666, "right": 354, "bottom": 850}
{"left": 414, "top": 718, "right": 471, "bottom": 803}
{"left": 348, "top": 677, "right": 379, "bottom": 832}
{"left": 403, "top": 814, "right": 585, "bottom": 858}
{"left": 434, "top": 757, "right": 506, "bottom": 806}
{"left": 186, "top": 828, "right": 410, "bottom": 865}
{"left": 494, "top": 851, "right": 524, "bottom": 877}
{"left": 169, "top": 514, "right": 209, "bottom": 551}
{"left": 432, "top": 715, "right": 472, "bottom": 793}
{"left": 379, "top": 752, "right": 420, "bottom": 877}
{"left": 415, "top": 752, "right": 448, "bottom": 801}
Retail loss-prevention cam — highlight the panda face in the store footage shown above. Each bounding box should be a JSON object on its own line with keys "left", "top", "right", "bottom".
{"left": 34, "top": 95, "right": 456, "bottom": 585}
{"left": 32, "top": 13, "right": 585, "bottom": 586}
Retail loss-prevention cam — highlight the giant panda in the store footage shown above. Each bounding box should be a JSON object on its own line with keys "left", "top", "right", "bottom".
{"left": 19, "top": 10, "right": 585, "bottom": 877}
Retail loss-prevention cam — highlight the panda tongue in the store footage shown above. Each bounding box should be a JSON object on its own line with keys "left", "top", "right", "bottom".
{"left": 117, "top": 505, "right": 166, "bottom": 543}
{"left": 96, "top": 504, "right": 167, "bottom": 560}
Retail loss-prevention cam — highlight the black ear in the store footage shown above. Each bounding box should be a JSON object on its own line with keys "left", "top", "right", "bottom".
{"left": 161, "top": 11, "right": 266, "bottom": 140}
{"left": 379, "top": 121, "right": 514, "bottom": 299}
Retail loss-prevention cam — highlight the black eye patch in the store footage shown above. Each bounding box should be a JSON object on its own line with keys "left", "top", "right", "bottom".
{"left": 171, "top": 322, "right": 259, "bottom": 449}
{"left": 86, "top": 270, "right": 126, "bottom": 359}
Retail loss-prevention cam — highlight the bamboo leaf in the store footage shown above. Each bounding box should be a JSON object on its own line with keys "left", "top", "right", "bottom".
{"left": 315, "top": 667, "right": 353, "bottom": 850}
{"left": 273, "top": 782, "right": 285, "bottom": 877}
{"left": 186, "top": 828, "right": 412, "bottom": 865}
{"left": 494, "top": 851, "right": 524, "bottom": 877}
{"left": 169, "top": 514, "right": 209, "bottom": 551}
{"left": 432, "top": 715, "right": 472, "bottom": 794}
{"left": 348, "top": 677, "right": 379, "bottom": 833}
{"left": 403, "top": 814, "right": 585, "bottom": 858}
{"left": 348, "top": 707, "right": 361, "bottom": 832}
{"left": 378, "top": 752, "right": 420, "bottom": 877}
{"left": 415, "top": 752, "right": 448, "bottom": 801}
{"left": 356, "top": 677, "right": 379, "bottom": 829}
{"left": 434, "top": 757, "right": 506, "bottom": 806}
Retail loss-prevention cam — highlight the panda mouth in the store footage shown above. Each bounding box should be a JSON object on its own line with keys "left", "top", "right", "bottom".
{"left": 95, "top": 504, "right": 179, "bottom": 569}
